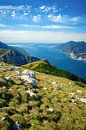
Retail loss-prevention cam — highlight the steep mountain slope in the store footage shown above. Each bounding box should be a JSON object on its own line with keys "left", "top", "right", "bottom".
{"left": 56, "top": 41, "right": 86, "bottom": 62}
{"left": 23, "top": 60, "right": 86, "bottom": 84}
{"left": 0, "top": 41, "right": 39, "bottom": 65}
{"left": 0, "top": 41, "right": 9, "bottom": 49}
{"left": 0, "top": 62, "right": 86, "bottom": 130}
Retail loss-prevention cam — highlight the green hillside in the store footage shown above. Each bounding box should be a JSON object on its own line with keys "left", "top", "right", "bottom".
{"left": 0, "top": 62, "right": 86, "bottom": 130}
{"left": 23, "top": 60, "right": 86, "bottom": 84}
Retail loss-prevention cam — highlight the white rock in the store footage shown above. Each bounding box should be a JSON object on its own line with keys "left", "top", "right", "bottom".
{"left": 26, "top": 90, "right": 37, "bottom": 97}
{"left": 52, "top": 82, "right": 62, "bottom": 91}
{"left": 15, "top": 70, "right": 20, "bottom": 75}
{"left": 48, "top": 108, "right": 53, "bottom": 112}
{"left": 69, "top": 82, "right": 75, "bottom": 86}
{"left": 31, "top": 123, "right": 34, "bottom": 126}
{"left": 4, "top": 76, "right": 11, "bottom": 81}
{"left": 2, "top": 86, "right": 6, "bottom": 89}
{"left": 55, "top": 83, "right": 62, "bottom": 91}
{"left": 9, "top": 66, "right": 19, "bottom": 71}
{"left": 1, "top": 117, "right": 6, "bottom": 121}
{"left": 22, "top": 69, "right": 36, "bottom": 78}
{"left": 0, "top": 63, "right": 4, "bottom": 66}
{"left": 70, "top": 93, "right": 79, "bottom": 103}
{"left": 69, "top": 82, "right": 72, "bottom": 85}
{"left": 76, "top": 90, "right": 82, "bottom": 93}
{"left": 52, "top": 82, "right": 56, "bottom": 85}
{"left": 70, "top": 93, "right": 75, "bottom": 97}
{"left": 80, "top": 98, "right": 86, "bottom": 103}
{"left": 43, "top": 87, "right": 47, "bottom": 90}
{"left": 20, "top": 75, "right": 38, "bottom": 88}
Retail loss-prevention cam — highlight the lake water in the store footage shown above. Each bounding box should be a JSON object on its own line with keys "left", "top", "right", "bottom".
{"left": 9, "top": 43, "right": 86, "bottom": 80}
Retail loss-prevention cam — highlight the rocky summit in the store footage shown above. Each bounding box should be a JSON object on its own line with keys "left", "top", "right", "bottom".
{"left": 0, "top": 61, "right": 86, "bottom": 130}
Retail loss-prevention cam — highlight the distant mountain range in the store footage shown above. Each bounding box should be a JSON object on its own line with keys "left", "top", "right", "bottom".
{"left": 0, "top": 41, "right": 39, "bottom": 65}
{"left": 56, "top": 41, "right": 86, "bottom": 62}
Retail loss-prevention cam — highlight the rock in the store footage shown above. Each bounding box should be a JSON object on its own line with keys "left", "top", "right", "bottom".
{"left": 48, "top": 108, "right": 53, "bottom": 112}
{"left": 0, "top": 62, "right": 5, "bottom": 66}
{"left": 80, "top": 98, "right": 86, "bottom": 103}
{"left": 31, "top": 123, "right": 34, "bottom": 126}
{"left": 4, "top": 76, "right": 11, "bottom": 81}
{"left": 52, "top": 82, "right": 56, "bottom": 85}
{"left": 68, "top": 82, "right": 75, "bottom": 86}
{"left": 76, "top": 90, "right": 82, "bottom": 93}
{"left": 1, "top": 107, "right": 8, "bottom": 112}
{"left": 55, "top": 83, "right": 62, "bottom": 91}
{"left": 52, "top": 82, "right": 62, "bottom": 91}
{"left": 26, "top": 90, "right": 37, "bottom": 97}
{"left": 70, "top": 93, "right": 75, "bottom": 97}
{"left": 0, "top": 90, "right": 2, "bottom": 94}
{"left": 54, "top": 83, "right": 62, "bottom": 91}
{"left": 0, "top": 117, "right": 6, "bottom": 121}
{"left": 9, "top": 66, "right": 19, "bottom": 71}
{"left": 0, "top": 70, "right": 2, "bottom": 73}
{"left": 15, "top": 70, "right": 20, "bottom": 75}
{"left": 43, "top": 87, "right": 47, "bottom": 90}
{"left": 22, "top": 69, "right": 36, "bottom": 78}
{"left": 70, "top": 93, "right": 79, "bottom": 103}
{"left": 12, "top": 121, "right": 22, "bottom": 130}
{"left": 20, "top": 75, "right": 38, "bottom": 88}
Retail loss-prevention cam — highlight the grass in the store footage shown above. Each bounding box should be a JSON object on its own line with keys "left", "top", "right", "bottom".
{"left": 0, "top": 62, "right": 86, "bottom": 130}
{"left": 23, "top": 60, "right": 86, "bottom": 84}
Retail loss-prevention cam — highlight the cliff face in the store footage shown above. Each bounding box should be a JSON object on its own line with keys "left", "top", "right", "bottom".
{"left": 0, "top": 41, "right": 9, "bottom": 49}
{"left": 2, "top": 50, "right": 28, "bottom": 65}
{"left": 0, "top": 41, "right": 39, "bottom": 65}
{"left": 2, "top": 50, "right": 39, "bottom": 65}
{"left": 56, "top": 41, "right": 86, "bottom": 62}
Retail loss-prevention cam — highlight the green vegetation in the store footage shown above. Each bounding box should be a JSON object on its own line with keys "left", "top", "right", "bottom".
{"left": 0, "top": 62, "right": 86, "bottom": 130}
{"left": 23, "top": 60, "right": 86, "bottom": 84}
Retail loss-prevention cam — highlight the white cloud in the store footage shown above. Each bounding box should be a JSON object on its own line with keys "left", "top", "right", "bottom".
{"left": 32, "top": 15, "right": 41, "bottom": 22}
{"left": 0, "top": 5, "right": 29, "bottom": 10}
{"left": 39, "top": 5, "right": 59, "bottom": 13}
{"left": 48, "top": 14, "right": 81, "bottom": 24}
{"left": 0, "top": 23, "right": 10, "bottom": 28}
{"left": 41, "top": 25, "right": 74, "bottom": 29}
{"left": 23, "top": 12, "right": 28, "bottom": 16}
{"left": 11, "top": 11, "right": 16, "bottom": 17}
{"left": 48, "top": 14, "right": 64, "bottom": 22}
{"left": 19, "top": 24, "right": 40, "bottom": 28}
{"left": 0, "top": 30, "right": 86, "bottom": 43}
{"left": 71, "top": 17, "right": 81, "bottom": 23}
{"left": 14, "top": 24, "right": 75, "bottom": 29}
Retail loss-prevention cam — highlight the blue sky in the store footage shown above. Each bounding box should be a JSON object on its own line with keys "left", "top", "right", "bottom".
{"left": 0, "top": 0, "right": 86, "bottom": 43}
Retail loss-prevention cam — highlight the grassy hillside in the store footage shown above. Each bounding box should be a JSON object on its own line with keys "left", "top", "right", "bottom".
{"left": 23, "top": 60, "right": 86, "bottom": 84}
{"left": 0, "top": 62, "right": 86, "bottom": 130}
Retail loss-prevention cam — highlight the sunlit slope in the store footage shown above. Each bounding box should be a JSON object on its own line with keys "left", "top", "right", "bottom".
{"left": 23, "top": 60, "right": 86, "bottom": 84}
{"left": 0, "top": 62, "right": 86, "bottom": 130}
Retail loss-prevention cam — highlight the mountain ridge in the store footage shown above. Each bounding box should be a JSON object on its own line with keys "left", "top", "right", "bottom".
{"left": 0, "top": 41, "right": 39, "bottom": 65}
{"left": 56, "top": 41, "right": 86, "bottom": 62}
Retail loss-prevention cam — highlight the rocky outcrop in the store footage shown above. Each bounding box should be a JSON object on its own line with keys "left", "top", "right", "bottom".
{"left": 0, "top": 41, "right": 39, "bottom": 65}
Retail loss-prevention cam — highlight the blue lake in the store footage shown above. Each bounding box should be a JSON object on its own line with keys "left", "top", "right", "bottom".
{"left": 9, "top": 43, "right": 86, "bottom": 80}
